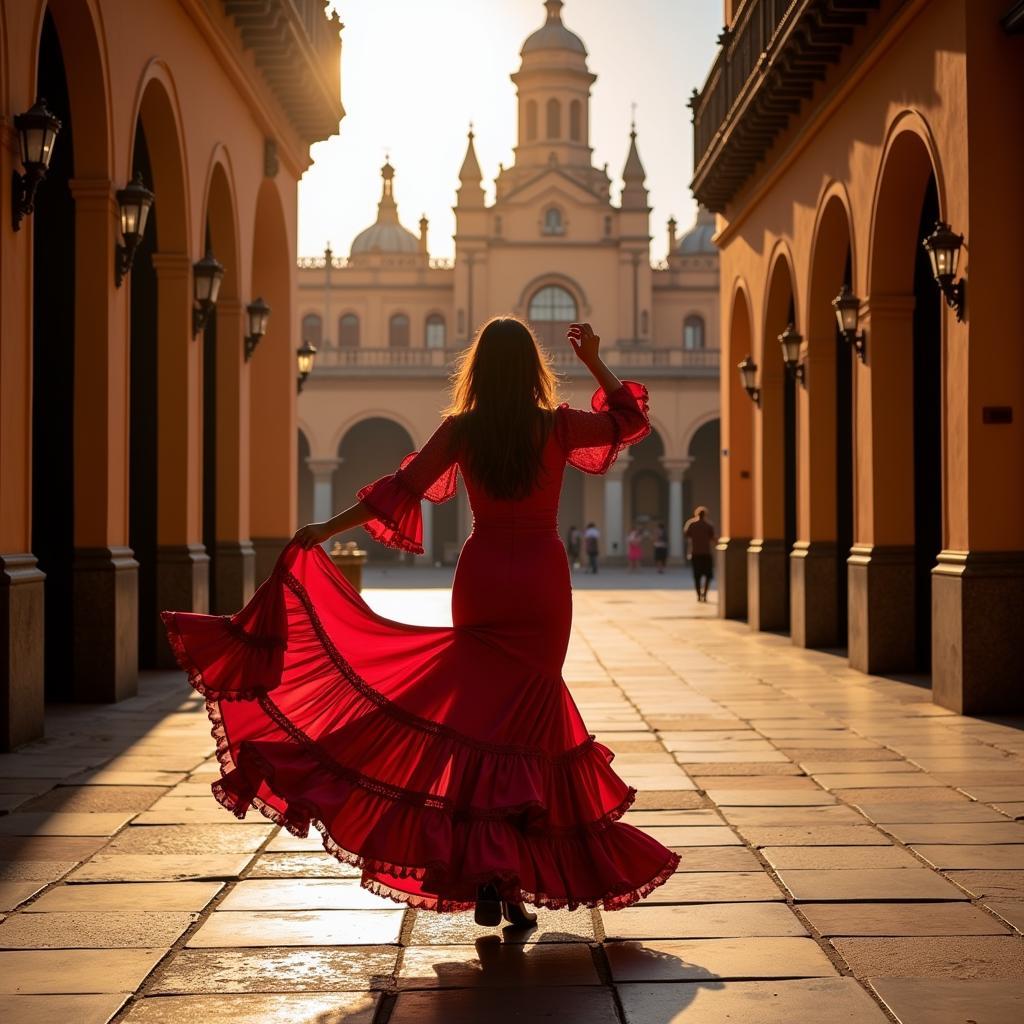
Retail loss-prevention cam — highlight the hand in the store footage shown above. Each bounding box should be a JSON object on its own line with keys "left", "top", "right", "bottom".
{"left": 293, "top": 522, "right": 334, "bottom": 550}
{"left": 567, "top": 323, "right": 600, "bottom": 365}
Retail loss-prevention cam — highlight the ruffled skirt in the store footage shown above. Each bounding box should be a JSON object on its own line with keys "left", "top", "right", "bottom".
{"left": 162, "top": 542, "right": 679, "bottom": 912}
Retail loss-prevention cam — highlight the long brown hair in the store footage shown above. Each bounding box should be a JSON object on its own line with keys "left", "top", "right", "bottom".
{"left": 446, "top": 316, "right": 559, "bottom": 500}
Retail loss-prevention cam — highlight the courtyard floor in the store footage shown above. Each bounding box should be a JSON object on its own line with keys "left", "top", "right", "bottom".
{"left": 1, "top": 575, "right": 1022, "bottom": 1023}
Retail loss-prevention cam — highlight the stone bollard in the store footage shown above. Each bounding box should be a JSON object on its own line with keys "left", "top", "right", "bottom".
{"left": 329, "top": 540, "right": 367, "bottom": 592}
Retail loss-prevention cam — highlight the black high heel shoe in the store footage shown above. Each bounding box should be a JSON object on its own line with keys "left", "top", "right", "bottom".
{"left": 501, "top": 900, "right": 538, "bottom": 929}
{"left": 474, "top": 883, "right": 502, "bottom": 927}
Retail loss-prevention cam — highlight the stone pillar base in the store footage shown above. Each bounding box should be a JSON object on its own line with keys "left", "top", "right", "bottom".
{"left": 72, "top": 547, "right": 139, "bottom": 703}
{"left": 716, "top": 537, "right": 749, "bottom": 621}
{"left": 252, "top": 537, "right": 290, "bottom": 589}
{"left": 155, "top": 544, "right": 210, "bottom": 669}
{"left": 847, "top": 544, "right": 915, "bottom": 674}
{"left": 0, "top": 554, "right": 46, "bottom": 750}
{"left": 790, "top": 541, "right": 839, "bottom": 649}
{"left": 747, "top": 539, "right": 788, "bottom": 632}
{"left": 212, "top": 540, "right": 255, "bottom": 615}
{"left": 932, "top": 551, "right": 1024, "bottom": 714}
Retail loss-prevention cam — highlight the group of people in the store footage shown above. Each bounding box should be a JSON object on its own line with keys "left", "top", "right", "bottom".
{"left": 564, "top": 507, "right": 717, "bottom": 600}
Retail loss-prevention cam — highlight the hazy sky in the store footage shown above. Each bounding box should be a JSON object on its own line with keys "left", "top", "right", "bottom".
{"left": 300, "top": 1, "right": 722, "bottom": 263}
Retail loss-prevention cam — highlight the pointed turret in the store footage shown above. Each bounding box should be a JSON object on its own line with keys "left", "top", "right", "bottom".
{"left": 456, "top": 125, "right": 485, "bottom": 208}
{"left": 418, "top": 213, "right": 429, "bottom": 256}
{"left": 350, "top": 158, "right": 419, "bottom": 257}
{"left": 620, "top": 121, "right": 648, "bottom": 210}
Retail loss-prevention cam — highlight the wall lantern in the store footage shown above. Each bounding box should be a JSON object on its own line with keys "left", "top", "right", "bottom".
{"left": 244, "top": 297, "right": 271, "bottom": 361}
{"left": 115, "top": 173, "right": 154, "bottom": 287}
{"left": 922, "top": 220, "right": 966, "bottom": 322}
{"left": 737, "top": 354, "right": 760, "bottom": 405}
{"left": 192, "top": 250, "right": 224, "bottom": 336}
{"left": 11, "top": 97, "right": 62, "bottom": 231}
{"left": 778, "top": 323, "right": 806, "bottom": 385}
{"left": 832, "top": 283, "right": 867, "bottom": 362}
{"left": 296, "top": 339, "right": 317, "bottom": 393}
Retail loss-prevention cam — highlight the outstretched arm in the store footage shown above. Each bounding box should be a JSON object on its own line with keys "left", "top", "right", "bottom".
{"left": 294, "top": 502, "right": 372, "bottom": 550}
{"left": 568, "top": 322, "right": 623, "bottom": 394}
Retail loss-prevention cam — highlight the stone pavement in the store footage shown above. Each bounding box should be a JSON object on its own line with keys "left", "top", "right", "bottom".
{"left": 0, "top": 581, "right": 1022, "bottom": 1023}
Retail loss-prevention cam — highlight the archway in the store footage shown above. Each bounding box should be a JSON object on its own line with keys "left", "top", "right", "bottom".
{"left": 298, "top": 430, "right": 314, "bottom": 528}
{"left": 686, "top": 419, "right": 721, "bottom": 531}
{"left": 250, "top": 179, "right": 295, "bottom": 584}
{"left": 626, "top": 429, "right": 667, "bottom": 565}
{"left": 334, "top": 418, "right": 416, "bottom": 562}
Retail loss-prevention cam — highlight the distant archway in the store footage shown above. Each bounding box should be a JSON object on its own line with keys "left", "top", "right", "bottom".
{"left": 686, "top": 419, "right": 721, "bottom": 532}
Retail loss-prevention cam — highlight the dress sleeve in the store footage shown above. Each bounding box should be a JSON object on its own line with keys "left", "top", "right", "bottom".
{"left": 356, "top": 417, "right": 459, "bottom": 554}
{"left": 555, "top": 380, "right": 650, "bottom": 475}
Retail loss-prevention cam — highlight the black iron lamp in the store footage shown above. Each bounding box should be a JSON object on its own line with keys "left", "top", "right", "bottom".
{"left": 11, "top": 97, "right": 61, "bottom": 231}
{"left": 737, "top": 354, "right": 760, "bottom": 405}
{"left": 244, "top": 297, "right": 271, "bottom": 360}
{"left": 832, "top": 283, "right": 867, "bottom": 362}
{"left": 115, "top": 173, "right": 154, "bottom": 286}
{"left": 922, "top": 220, "right": 966, "bottom": 322}
{"left": 296, "top": 339, "right": 317, "bottom": 393}
{"left": 778, "top": 323, "right": 806, "bottom": 385}
{"left": 192, "top": 250, "right": 224, "bottom": 336}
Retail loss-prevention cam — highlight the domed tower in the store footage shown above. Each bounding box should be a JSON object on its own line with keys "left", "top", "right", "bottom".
{"left": 349, "top": 158, "right": 422, "bottom": 264}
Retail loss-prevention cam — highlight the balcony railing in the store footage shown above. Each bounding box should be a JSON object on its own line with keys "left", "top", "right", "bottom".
{"left": 308, "top": 346, "right": 720, "bottom": 379}
{"left": 690, "top": 0, "right": 883, "bottom": 211}
{"left": 296, "top": 256, "right": 454, "bottom": 270}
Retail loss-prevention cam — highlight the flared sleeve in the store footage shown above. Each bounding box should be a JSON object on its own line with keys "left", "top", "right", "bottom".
{"left": 357, "top": 416, "right": 459, "bottom": 554}
{"left": 555, "top": 380, "right": 650, "bottom": 475}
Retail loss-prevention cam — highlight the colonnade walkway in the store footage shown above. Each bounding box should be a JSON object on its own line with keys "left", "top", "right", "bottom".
{"left": 0, "top": 579, "right": 1022, "bottom": 1023}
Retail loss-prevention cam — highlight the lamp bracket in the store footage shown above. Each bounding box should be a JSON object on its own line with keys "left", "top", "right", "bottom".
{"left": 244, "top": 336, "right": 259, "bottom": 361}
{"left": 941, "top": 279, "right": 966, "bottom": 323}
{"left": 11, "top": 169, "right": 43, "bottom": 231}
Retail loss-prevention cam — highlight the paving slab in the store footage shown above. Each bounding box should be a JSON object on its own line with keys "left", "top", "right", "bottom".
{"left": 0, "top": 836, "right": 107, "bottom": 860}
{"left": 217, "top": 879, "right": 392, "bottom": 911}
{"left": 718, "top": 805, "right": 866, "bottom": 826}
{"left": 408, "top": 907, "right": 594, "bottom": 945}
{"left": 912, "top": 845, "right": 1024, "bottom": 870}
{"left": 734, "top": 825, "right": 891, "bottom": 847}
{"left": 639, "top": 826, "right": 741, "bottom": 846}
{"left": 389, "top": 987, "right": 618, "bottom": 1024}
{"left": 186, "top": 909, "right": 404, "bottom": 947}
{"left": 0, "top": 860, "right": 76, "bottom": 882}
{"left": 631, "top": 790, "right": 705, "bottom": 810}
{"left": 671, "top": 847, "right": 763, "bottom": 872}
{"left": 21, "top": 786, "right": 168, "bottom": 813}
{"left": 836, "top": 787, "right": 968, "bottom": 804}
{"left": 263, "top": 830, "right": 326, "bottom": 853}
{"left": 25, "top": 881, "right": 222, "bottom": 912}
{"left": 245, "top": 853, "right": 360, "bottom": 878}
{"left": 119, "top": 992, "right": 378, "bottom": 1023}
{"left": 983, "top": 900, "right": 1024, "bottom": 933}
{"left": 702, "top": 788, "right": 836, "bottom": 807}
{"left": 883, "top": 822, "right": 1024, "bottom": 845}
{"left": 622, "top": 810, "right": 723, "bottom": 826}
{"left": 948, "top": 871, "right": 1024, "bottom": 899}
{"left": 869, "top": 977, "right": 1024, "bottom": 1024}
{"left": 775, "top": 868, "right": 966, "bottom": 902}
{"left": 0, "top": 947, "right": 166, "bottom": 992}
{"left": 66, "top": 771, "right": 186, "bottom": 787}
{"left": 0, "top": 910, "right": 194, "bottom": 948}
{"left": 104, "top": 824, "right": 271, "bottom": 855}
{"left": 69, "top": 854, "right": 254, "bottom": 883}
{"left": 4, "top": 993, "right": 128, "bottom": 1024}
{"left": 760, "top": 846, "right": 923, "bottom": 870}
{"left": 0, "top": 880, "right": 45, "bottom": 911}
{"left": 640, "top": 872, "right": 783, "bottom": 904}
{"left": 149, "top": 946, "right": 399, "bottom": 993}
{"left": 816, "top": 773, "right": 945, "bottom": 790}
{"left": 799, "top": 761, "right": 921, "bottom": 775}
{"left": 852, "top": 801, "right": 1006, "bottom": 823}
{"left": 602, "top": 902, "right": 806, "bottom": 940}
{"left": 617, "top": 977, "right": 891, "bottom": 1024}
{"left": 799, "top": 901, "right": 1010, "bottom": 936}
{"left": 398, "top": 940, "right": 600, "bottom": 988}
{"left": 832, "top": 936, "right": 1024, "bottom": 979}
{"left": 605, "top": 936, "right": 837, "bottom": 981}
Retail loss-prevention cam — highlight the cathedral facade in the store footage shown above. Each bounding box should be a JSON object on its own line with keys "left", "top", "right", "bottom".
{"left": 297, "top": 0, "right": 720, "bottom": 564}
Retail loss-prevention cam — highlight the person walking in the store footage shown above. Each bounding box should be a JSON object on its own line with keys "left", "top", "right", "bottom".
{"left": 584, "top": 522, "right": 600, "bottom": 574}
{"left": 626, "top": 524, "right": 645, "bottom": 573}
{"left": 652, "top": 522, "right": 669, "bottom": 574}
{"left": 565, "top": 524, "right": 582, "bottom": 570}
{"left": 162, "top": 318, "right": 677, "bottom": 928}
{"left": 684, "top": 505, "right": 717, "bottom": 602}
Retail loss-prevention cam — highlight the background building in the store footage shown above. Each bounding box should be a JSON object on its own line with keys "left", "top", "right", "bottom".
{"left": 696, "top": 0, "right": 1024, "bottom": 711}
{"left": 0, "top": 0, "right": 343, "bottom": 749}
{"left": 296, "top": 0, "right": 721, "bottom": 566}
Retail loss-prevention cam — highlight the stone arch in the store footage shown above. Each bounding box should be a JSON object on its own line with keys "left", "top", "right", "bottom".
{"left": 250, "top": 177, "right": 296, "bottom": 582}
{"left": 546, "top": 97, "right": 560, "bottom": 139}
{"left": 515, "top": 272, "right": 591, "bottom": 320}
{"left": 328, "top": 407, "right": 424, "bottom": 456}
{"left": 627, "top": 428, "right": 668, "bottom": 558}
{"left": 686, "top": 418, "right": 721, "bottom": 533}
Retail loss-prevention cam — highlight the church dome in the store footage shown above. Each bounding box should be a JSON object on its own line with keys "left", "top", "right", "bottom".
{"left": 678, "top": 206, "right": 717, "bottom": 255}
{"left": 350, "top": 159, "right": 420, "bottom": 256}
{"left": 521, "top": 1, "right": 586, "bottom": 57}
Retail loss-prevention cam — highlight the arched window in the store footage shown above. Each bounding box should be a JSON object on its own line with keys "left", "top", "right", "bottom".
{"left": 546, "top": 98, "right": 560, "bottom": 139}
{"left": 425, "top": 313, "right": 446, "bottom": 349}
{"left": 526, "top": 100, "right": 538, "bottom": 141}
{"left": 528, "top": 284, "right": 578, "bottom": 347}
{"left": 684, "top": 314, "right": 705, "bottom": 350}
{"left": 301, "top": 313, "right": 322, "bottom": 346}
{"left": 389, "top": 313, "right": 410, "bottom": 348}
{"left": 543, "top": 207, "right": 564, "bottom": 236}
{"left": 569, "top": 99, "right": 581, "bottom": 141}
{"left": 338, "top": 313, "right": 359, "bottom": 348}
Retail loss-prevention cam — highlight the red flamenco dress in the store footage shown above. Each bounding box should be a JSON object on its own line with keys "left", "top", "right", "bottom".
{"left": 163, "top": 381, "right": 679, "bottom": 912}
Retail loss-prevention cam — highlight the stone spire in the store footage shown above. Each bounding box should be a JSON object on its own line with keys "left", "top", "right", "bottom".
{"left": 620, "top": 121, "right": 648, "bottom": 209}
{"left": 456, "top": 124, "right": 485, "bottom": 208}
{"left": 375, "top": 157, "right": 399, "bottom": 224}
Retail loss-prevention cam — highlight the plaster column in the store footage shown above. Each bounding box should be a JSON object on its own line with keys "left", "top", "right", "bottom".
{"left": 661, "top": 457, "right": 690, "bottom": 561}
{"left": 603, "top": 456, "right": 630, "bottom": 563}
{"left": 307, "top": 457, "right": 340, "bottom": 525}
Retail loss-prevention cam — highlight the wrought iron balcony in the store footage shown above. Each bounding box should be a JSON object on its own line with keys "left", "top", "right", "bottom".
{"left": 223, "top": 0, "right": 343, "bottom": 144}
{"left": 307, "top": 346, "right": 719, "bottom": 380}
{"left": 690, "top": 0, "right": 883, "bottom": 212}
